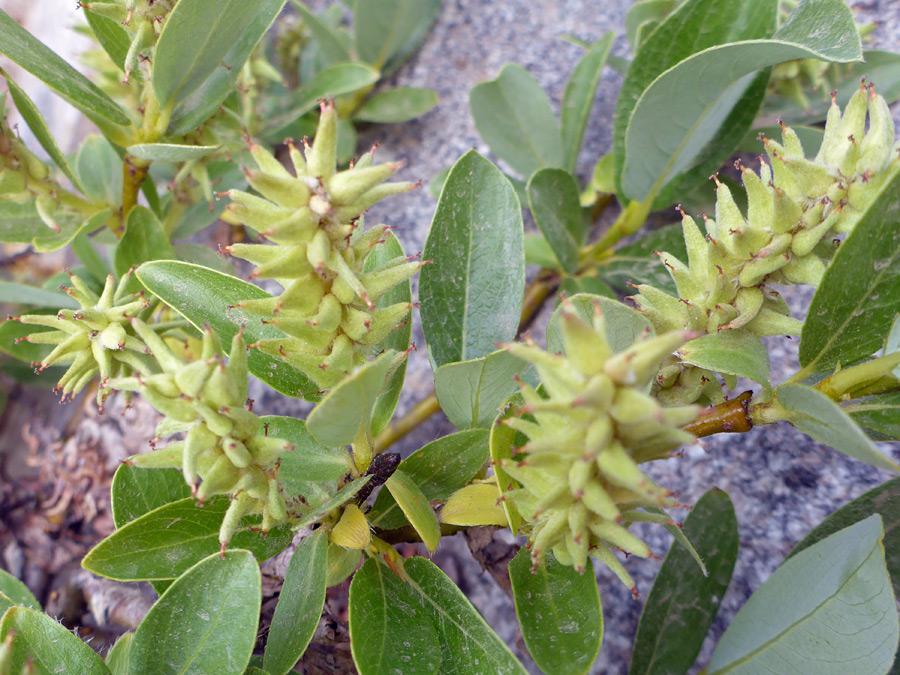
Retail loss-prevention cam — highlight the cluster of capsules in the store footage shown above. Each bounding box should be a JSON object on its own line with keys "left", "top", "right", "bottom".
{"left": 118, "top": 324, "right": 294, "bottom": 548}
{"left": 81, "top": 0, "right": 177, "bottom": 82}
{"left": 497, "top": 301, "right": 698, "bottom": 590}
{"left": 222, "top": 99, "right": 422, "bottom": 390}
{"left": 633, "top": 83, "right": 900, "bottom": 405}
{"left": 12, "top": 272, "right": 154, "bottom": 408}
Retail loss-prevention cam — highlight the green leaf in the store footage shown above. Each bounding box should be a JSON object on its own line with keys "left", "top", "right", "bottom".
{"left": 847, "top": 392, "right": 900, "bottom": 441}
{"left": 306, "top": 350, "right": 402, "bottom": 447}
{"left": 292, "top": 476, "right": 371, "bottom": 531}
{"left": 799, "top": 167, "right": 900, "bottom": 373}
{"left": 384, "top": 470, "right": 441, "bottom": 551}
{"left": 153, "top": 0, "right": 273, "bottom": 108}
{"left": 105, "top": 632, "right": 132, "bottom": 675}
{"left": 678, "top": 330, "right": 771, "bottom": 390}
{"left": 348, "top": 558, "right": 442, "bottom": 674}
{"left": 127, "top": 143, "right": 221, "bottom": 162}
{"left": 420, "top": 150, "right": 525, "bottom": 368}
{"left": 364, "top": 231, "right": 412, "bottom": 436}
{"left": 261, "top": 415, "right": 352, "bottom": 483}
{"left": 630, "top": 489, "right": 739, "bottom": 675}
{"left": 110, "top": 464, "right": 190, "bottom": 529}
{"left": 612, "top": 0, "right": 778, "bottom": 196}
{"left": 114, "top": 207, "right": 176, "bottom": 290}
{"left": 0, "top": 569, "right": 39, "bottom": 610}
{"left": 82, "top": 497, "right": 291, "bottom": 581}
{"left": 789, "top": 477, "right": 900, "bottom": 598}
{"left": 527, "top": 168, "right": 585, "bottom": 273}
{"left": 353, "top": 87, "right": 438, "bottom": 123}
{"left": 403, "top": 557, "right": 528, "bottom": 673}
{"left": 136, "top": 260, "right": 320, "bottom": 400}
{"left": 76, "top": 135, "right": 122, "bottom": 206}
{"left": 265, "top": 63, "right": 380, "bottom": 136}
{"left": 2, "top": 71, "right": 83, "bottom": 192}
{"left": 620, "top": 0, "right": 861, "bottom": 201}
{"left": 0, "top": 202, "right": 108, "bottom": 254}
{"left": 353, "top": 0, "right": 441, "bottom": 75}
{"left": 708, "top": 515, "right": 899, "bottom": 675}
{"left": 0, "top": 607, "right": 110, "bottom": 674}
{"left": 597, "top": 222, "right": 687, "bottom": 296}
{"left": 547, "top": 294, "right": 651, "bottom": 356}
{"left": 264, "top": 530, "right": 328, "bottom": 675}
{"left": 0, "top": 8, "right": 129, "bottom": 128}
{"left": 434, "top": 349, "right": 531, "bottom": 430}
{"left": 777, "top": 383, "right": 900, "bottom": 473}
{"left": 650, "top": 70, "right": 771, "bottom": 210}
{"left": 71, "top": 234, "right": 110, "bottom": 284}
{"left": 625, "top": 0, "right": 678, "bottom": 52}
{"left": 470, "top": 64, "right": 563, "bottom": 179}
{"left": 509, "top": 549, "right": 603, "bottom": 675}
{"left": 524, "top": 233, "right": 563, "bottom": 270}
{"left": 558, "top": 276, "right": 616, "bottom": 300}
{"left": 0, "top": 282, "right": 77, "bottom": 309}
{"left": 290, "top": 1, "right": 352, "bottom": 65}
{"left": 369, "top": 429, "right": 490, "bottom": 530}
{"left": 560, "top": 33, "right": 614, "bottom": 172}
{"left": 129, "top": 550, "right": 260, "bottom": 675}
{"left": 168, "top": 0, "right": 288, "bottom": 134}
{"left": 84, "top": 10, "right": 129, "bottom": 71}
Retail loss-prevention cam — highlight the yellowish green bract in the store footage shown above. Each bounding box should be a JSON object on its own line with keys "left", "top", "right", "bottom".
{"left": 224, "top": 100, "right": 422, "bottom": 390}
{"left": 498, "top": 300, "right": 698, "bottom": 589}
{"left": 634, "top": 84, "right": 900, "bottom": 405}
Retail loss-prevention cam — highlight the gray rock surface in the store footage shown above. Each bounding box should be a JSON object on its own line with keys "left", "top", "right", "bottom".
{"left": 3, "top": 0, "right": 900, "bottom": 673}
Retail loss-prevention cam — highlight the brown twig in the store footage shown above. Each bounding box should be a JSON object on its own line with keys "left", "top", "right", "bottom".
{"left": 682, "top": 391, "right": 753, "bottom": 438}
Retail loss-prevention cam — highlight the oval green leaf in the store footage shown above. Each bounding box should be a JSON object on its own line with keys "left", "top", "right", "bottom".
{"left": 630, "top": 488, "right": 739, "bottom": 675}
{"left": 612, "top": 0, "right": 778, "bottom": 196}
{"left": 290, "top": 1, "right": 351, "bottom": 65}
{"left": 0, "top": 281, "right": 78, "bottom": 310}
{"left": 168, "top": 0, "right": 287, "bottom": 134}
{"left": 110, "top": 464, "right": 191, "bottom": 529}
{"left": 264, "top": 63, "right": 380, "bottom": 136}
{"left": 114, "top": 206, "right": 176, "bottom": 291}
{"left": 621, "top": 0, "right": 861, "bottom": 201}
{"left": 403, "top": 557, "right": 528, "bottom": 674}
{"left": 152, "top": 0, "right": 276, "bottom": 108}
{"left": 420, "top": 150, "right": 524, "bottom": 368}
{"left": 527, "top": 168, "right": 584, "bottom": 273}
{"left": 261, "top": 415, "right": 353, "bottom": 483}
{"left": 384, "top": 469, "right": 440, "bottom": 552}
{"left": 353, "top": 0, "right": 441, "bottom": 75}
{"left": 76, "top": 135, "right": 123, "bottom": 206}
{"left": 847, "top": 392, "right": 900, "bottom": 442}
{"left": 0, "top": 569, "right": 39, "bottom": 611}
{"left": 369, "top": 429, "right": 490, "bottom": 530}
{"left": 306, "top": 350, "right": 403, "bottom": 448}
{"left": 708, "top": 515, "right": 899, "bottom": 675}
{"left": 129, "top": 550, "right": 260, "bottom": 675}
{"left": 677, "top": 329, "right": 771, "bottom": 390}
{"left": 469, "top": 63, "right": 563, "bottom": 179}
{"left": 136, "top": 260, "right": 320, "bottom": 400}
{"left": 799, "top": 167, "right": 900, "bottom": 374}
{"left": 353, "top": 87, "right": 439, "bottom": 123}
{"left": 348, "top": 558, "right": 441, "bottom": 674}
{"left": 82, "top": 496, "right": 291, "bottom": 581}
{"left": 434, "top": 349, "right": 532, "bottom": 430}
{"left": 778, "top": 383, "right": 900, "bottom": 473}
{"left": 509, "top": 548, "right": 603, "bottom": 675}
{"left": 105, "top": 632, "right": 132, "bottom": 674}
{"left": 264, "top": 530, "right": 328, "bottom": 675}
{"left": 0, "top": 606, "right": 110, "bottom": 674}
{"left": 560, "top": 33, "right": 614, "bottom": 172}
{"left": 788, "top": 476, "right": 900, "bottom": 599}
